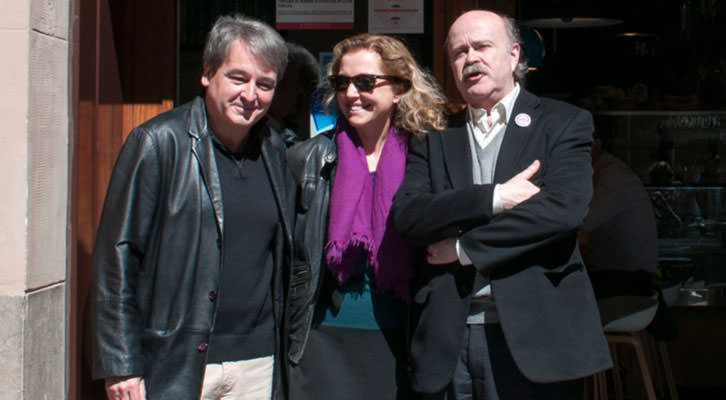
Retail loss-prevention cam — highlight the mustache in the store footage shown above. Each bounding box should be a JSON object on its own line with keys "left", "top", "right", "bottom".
{"left": 462, "top": 63, "right": 486, "bottom": 78}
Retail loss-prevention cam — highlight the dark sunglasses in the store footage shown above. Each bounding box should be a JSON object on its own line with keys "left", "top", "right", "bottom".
{"left": 329, "top": 74, "right": 411, "bottom": 92}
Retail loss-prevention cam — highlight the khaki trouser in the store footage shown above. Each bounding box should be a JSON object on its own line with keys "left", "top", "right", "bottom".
{"left": 200, "top": 355, "right": 274, "bottom": 400}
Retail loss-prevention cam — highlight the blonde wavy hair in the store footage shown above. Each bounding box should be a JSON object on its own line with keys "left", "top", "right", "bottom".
{"left": 323, "top": 33, "right": 447, "bottom": 135}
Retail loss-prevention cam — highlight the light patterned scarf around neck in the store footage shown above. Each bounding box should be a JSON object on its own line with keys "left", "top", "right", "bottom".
{"left": 324, "top": 121, "right": 414, "bottom": 301}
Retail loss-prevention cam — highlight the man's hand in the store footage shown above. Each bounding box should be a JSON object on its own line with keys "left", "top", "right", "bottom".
{"left": 498, "top": 160, "right": 541, "bottom": 211}
{"left": 105, "top": 376, "right": 146, "bottom": 400}
{"left": 426, "top": 238, "right": 459, "bottom": 265}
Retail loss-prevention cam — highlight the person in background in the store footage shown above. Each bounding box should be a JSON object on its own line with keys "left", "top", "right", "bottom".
{"left": 391, "top": 10, "right": 611, "bottom": 399}
{"left": 579, "top": 118, "right": 659, "bottom": 299}
{"left": 269, "top": 42, "right": 321, "bottom": 140}
{"left": 286, "top": 33, "right": 446, "bottom": 400}
{"left": 91, "top": 14, "right": 293, "bottom": 400}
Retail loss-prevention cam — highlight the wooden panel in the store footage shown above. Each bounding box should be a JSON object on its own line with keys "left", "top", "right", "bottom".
{"left": 70, "top": 0, "right": 176, "bottom": 398}
{"left": 122, "top": 101, "right": 175, "bottom": 142}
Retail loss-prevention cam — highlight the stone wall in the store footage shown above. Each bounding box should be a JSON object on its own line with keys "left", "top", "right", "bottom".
{"left": 0, "top": 0, "right": 69, "bottom": 398}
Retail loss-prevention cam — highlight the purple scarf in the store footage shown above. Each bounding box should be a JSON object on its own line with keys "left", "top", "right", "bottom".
{"left": 325, "top": 121, "right": 414, "bottom": 301}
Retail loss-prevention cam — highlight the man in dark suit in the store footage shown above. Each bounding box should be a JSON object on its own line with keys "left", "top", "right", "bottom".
{"left": 391, "top": 10, "right": 612, "bottom": 399}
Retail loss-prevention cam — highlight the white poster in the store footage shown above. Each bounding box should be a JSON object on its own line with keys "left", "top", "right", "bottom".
{"left": 276, "top": 0, "right": 354, "bottom": 30}
{"left": 368, "top": 0, "right": 424, "bottom": 34}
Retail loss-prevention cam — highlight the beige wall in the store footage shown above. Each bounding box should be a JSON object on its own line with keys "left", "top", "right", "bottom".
{"left": 0, "top": 0, "right": 69, "bottom": 398}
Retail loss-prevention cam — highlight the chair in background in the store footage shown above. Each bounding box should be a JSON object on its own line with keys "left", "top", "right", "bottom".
{"left": 590, "top": 295, "right": 660, "bottom": 400}
{"left": 647, "top": 284, "right": 681, "bottom": 400}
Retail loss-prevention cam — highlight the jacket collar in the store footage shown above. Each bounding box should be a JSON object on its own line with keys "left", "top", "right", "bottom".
{"left": 187, "top": 96, "right": 292, "bottom": 247}
{"left": 261, "top": 123, "right": 294, "bottom": 247}
{"left": 494, "top": 88, "right": 542, "bottom": 182}
{"left": 441, "top": 125, "right": 473, "bottom": 190}
{"left": 188, "top": 97, "right": 225, "bottom": 232}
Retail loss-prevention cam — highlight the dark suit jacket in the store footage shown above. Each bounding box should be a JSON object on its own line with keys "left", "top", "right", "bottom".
{"left": 391, "top": 89, "right": 612, "bottom": 393}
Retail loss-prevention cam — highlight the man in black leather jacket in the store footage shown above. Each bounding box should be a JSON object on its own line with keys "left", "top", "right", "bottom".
{"left": 91, "top": 14, "right": 294, "bottom": 400}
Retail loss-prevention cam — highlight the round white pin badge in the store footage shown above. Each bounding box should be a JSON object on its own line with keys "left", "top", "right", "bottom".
{"left": 514, "top": 113, "right": 531, "bottom": 127}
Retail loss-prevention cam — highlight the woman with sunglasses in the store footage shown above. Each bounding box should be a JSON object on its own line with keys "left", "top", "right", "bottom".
{"left": 286, "top": 33, "right": 446, "bottom": 399}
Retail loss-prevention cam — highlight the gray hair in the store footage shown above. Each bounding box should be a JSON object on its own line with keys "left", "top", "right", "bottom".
{"left": 203, "top": 14, "right": 288, "bottom": 78}
{"left": 501, "top": 16, "right": 529, "bottom": 85}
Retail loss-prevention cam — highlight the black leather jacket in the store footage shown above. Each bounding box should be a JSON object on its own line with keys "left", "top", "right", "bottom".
{"left": 285, "top": 131, "right": 337, "bottom": 365}
{"left": 91, "top": 97, "right": 294, "bottom": 399}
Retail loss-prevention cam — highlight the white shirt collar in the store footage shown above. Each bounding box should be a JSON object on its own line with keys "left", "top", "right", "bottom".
{"left": 467, "top": 84, "right": 521, "bottom": 148}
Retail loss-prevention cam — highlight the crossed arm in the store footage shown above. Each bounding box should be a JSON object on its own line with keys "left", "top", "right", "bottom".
{"left": 392, "top": 109, "right": 593, "bottom": 276}
{"left": 425, "top": 160, "right": 541, "bottom": 265}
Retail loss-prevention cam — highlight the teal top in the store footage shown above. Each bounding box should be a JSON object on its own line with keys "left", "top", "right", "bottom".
{"left": 318, "top": 255, "right": 406, "bottom": 330}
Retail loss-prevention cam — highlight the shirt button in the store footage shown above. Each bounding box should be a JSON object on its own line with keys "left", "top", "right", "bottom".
{"left": 197, "top": 342, "right": 208, "bottom": 352}
{"left": 208, "top": 290, "right": 217, "bottom": 301}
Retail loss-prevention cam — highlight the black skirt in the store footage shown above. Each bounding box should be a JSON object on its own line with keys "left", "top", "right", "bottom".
{"left": 288, "top": 324, "right": 412, "bottom": 400}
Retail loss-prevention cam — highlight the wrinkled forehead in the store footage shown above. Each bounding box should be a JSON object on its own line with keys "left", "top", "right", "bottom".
{"left": 447, "top": 13, "right": 507, "bottom": 50}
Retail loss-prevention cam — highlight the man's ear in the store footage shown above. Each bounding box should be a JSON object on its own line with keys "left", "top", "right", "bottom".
{"left": 200, "top": 63, "right": 211, "bottom": 87}
{"left": 510, "top": 42, "right": 521, "bottom": 72}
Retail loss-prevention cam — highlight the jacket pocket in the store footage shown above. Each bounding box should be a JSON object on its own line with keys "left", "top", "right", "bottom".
{"left": 289, "top": 262, "right": 311, "bottom": 297}
{"left": 298, "top": 180, "right": 317, "bottom": 212}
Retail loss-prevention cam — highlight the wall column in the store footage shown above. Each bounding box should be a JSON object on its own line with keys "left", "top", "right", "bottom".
{"left": 0, "top": 0, "right": 70, "bottom": 399}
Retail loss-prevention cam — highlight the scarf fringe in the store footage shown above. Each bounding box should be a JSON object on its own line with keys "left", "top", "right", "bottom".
{"left": 324, "top": 234, "right": 375, "bottom": 265}
{"left": 324, "top": 234, "right": 412, "bottom": 301}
